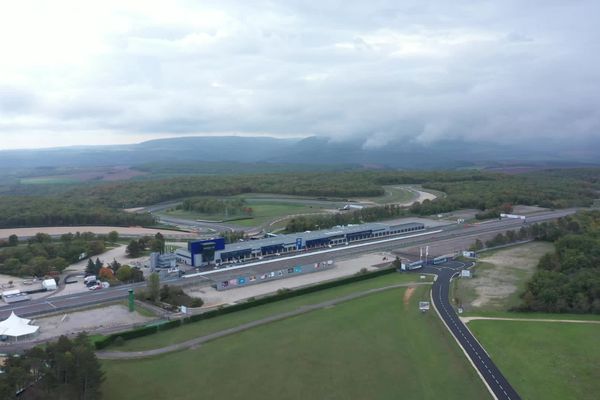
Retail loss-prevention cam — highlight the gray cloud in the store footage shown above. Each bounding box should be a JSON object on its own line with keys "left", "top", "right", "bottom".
{"left": 0, "top": 0, "right": 599, "bottom": 149}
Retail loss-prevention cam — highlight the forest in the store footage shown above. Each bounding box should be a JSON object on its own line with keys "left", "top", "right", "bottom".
{"left": 0, "top": 334, "right": 104, "bottom": 399}
{"left": 0, "top": 196, "right": 154, "bottom": 229}
{"left": 284, "top": 168, "right": 599, "bottom": 232}
{"left": 517, "top": 211, "right": 600, "bottom": 314}
{"left": 0, "top": 232, "right": 116, "bottom": 277}
{"left": 0, "top": 167, "right": 598, "bottom": 229}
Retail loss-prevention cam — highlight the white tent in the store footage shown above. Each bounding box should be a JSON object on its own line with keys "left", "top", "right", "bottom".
{"left": 0, "top": 312, "right": 39, "bottom": 341}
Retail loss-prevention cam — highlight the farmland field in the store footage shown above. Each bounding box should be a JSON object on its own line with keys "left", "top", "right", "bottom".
{"left": 468, "top": 319, "right": 600, "bottom": 400}
{"left": 101, "top": 284, "right": 489, "bottom": 400}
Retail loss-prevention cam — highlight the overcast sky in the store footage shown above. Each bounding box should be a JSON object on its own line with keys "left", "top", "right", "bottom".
{"left": 0, "top": 0, "right": 598, "bottom": 150}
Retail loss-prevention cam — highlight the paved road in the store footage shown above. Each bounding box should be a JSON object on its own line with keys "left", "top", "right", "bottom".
{"left": 0, "top": 276, "right": 182, "bottom": 320}
{"left": 96, "top": 282, "right": 431, "bottom": 360}
{"left": 0, "top": 209, "right": 576, "bottom": 320}
{"left": 423, "top": 261, "right": 520, "bottom": 400}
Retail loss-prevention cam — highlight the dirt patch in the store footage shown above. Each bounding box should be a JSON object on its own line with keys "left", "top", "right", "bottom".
{"left": 403, "top": 287, "right": 416, "bottom": 307}
{"left": 457, "top": 242, "right": 554, "bottom": 311}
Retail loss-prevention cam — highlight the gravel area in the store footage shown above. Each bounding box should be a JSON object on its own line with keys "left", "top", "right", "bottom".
{"left": 31, "top": 304, "right": 154, "bottom": 341}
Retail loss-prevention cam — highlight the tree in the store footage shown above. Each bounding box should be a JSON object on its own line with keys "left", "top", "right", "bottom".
{"left": 149, "top": 239, "right": 164, "bottom": 253}
{"left": 126, "top": 240, "right": 142, "bottom": 258}
{"left": 506, "top": 230, "right": 517, "bottom": 243}
{"left": 107, "top": 230, "right": 119, "bottom": 243}
{"left": 147, "top": 273, "right": 160, "bottom": 302}
{"left": 34, "top": 232, "right": 52, "bottom": 243}
{"left": 130, "top": 267, "right": 144, "bottom": 283}
{"left": 109, "top": 259, "right": 121, "bottom": 273}
{"left": 98, "top": 267, "right": 114, "bottom": 280}
{"left": 95, "top": 258, "right": 103, "bottom": 273}
{"left": 87, "top": 240, "right": 105, "bottom": 256}
{"left": 86, "top": 259, "right": 96, "bottom": 276}
{"left": 8, "top": 234, "right": 18, "bottom": 247}
{"left": 471, "top": 239, "right": 484, "bottom": 251}
{"left": 116, "top": 265, "right": 132, "bottom": 282}
{"left": 0, "top": 334, "right": 104, "bottom": 399}
{"left": 50, "top": 257, "right": 68, "bottom": 273}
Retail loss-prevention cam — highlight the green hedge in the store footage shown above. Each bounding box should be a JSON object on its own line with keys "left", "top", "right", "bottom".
{"left": 95, "top": 325, "right": 159, "bottom": 350}
{"left": 158, "top": 319, "right": 182, "bottom": 331}
{"left": 95, "top": 267, "right": 395, "bottom": 349}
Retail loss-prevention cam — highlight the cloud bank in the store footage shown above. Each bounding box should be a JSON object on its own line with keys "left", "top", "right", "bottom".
{"left": 0, "top": 0, "right": 599, "bottom": 149}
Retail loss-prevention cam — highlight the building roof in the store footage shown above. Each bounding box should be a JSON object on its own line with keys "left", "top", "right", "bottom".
{"left": 221, "top": 222, "right": 423, "bottom": 253}
{"left": 0, "top": 312, "right": 39, "bottom": 337}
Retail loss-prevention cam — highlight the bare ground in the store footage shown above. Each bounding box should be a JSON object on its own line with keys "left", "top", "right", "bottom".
{"left": 403, "top": 287, "right": 416, "bottom": 308}
{"left": 1, "top": 304, "right": 155, "bottom": 345}
{"left": 457, "top": 242, "right": 554, "bottom": 311}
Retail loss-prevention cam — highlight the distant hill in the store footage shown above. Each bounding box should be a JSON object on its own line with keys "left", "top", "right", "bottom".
{"left": 0, "top": 135, "right": 598, "bottom": 171}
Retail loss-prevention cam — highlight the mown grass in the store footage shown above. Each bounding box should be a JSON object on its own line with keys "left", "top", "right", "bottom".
{"left": 469, "top": 319, "right": 600, "bottom": 400}
{"left": 103, "top": 273, "right": 432, "bottom": 352}
{"left": 102, "top": 285, "right": 488, "bottom": 400}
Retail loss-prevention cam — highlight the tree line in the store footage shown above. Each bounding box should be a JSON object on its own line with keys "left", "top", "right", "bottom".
{"left": 284, "top": 168, "right": 600, "bottom": 233}
{"left": 0, "top": 232, "right": 118, "bottom": 277}
{"left": 0, "top": 334, "right": 104, "bottom": 399}
{"left": 1, "top": 168, "right": 599, "bottom": 230}
{"left": 0, "top": 196, "right": 155, "bottom": 229}
{"left": 516, "top": 211, "right": 600, "bottom": 314}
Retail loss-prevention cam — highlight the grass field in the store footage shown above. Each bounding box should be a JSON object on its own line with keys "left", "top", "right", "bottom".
{"left": 453, "top": 241, "right": 554, "bottom": 312}
{"left": 105, "top": 273, "right": 432, "bottom": 352}
{"left": 163, "top": 199, "right": 328, "bottom": 227}
{"left": 361, "top": 185, "right": 416, "bottom": 204}
{"left": 160, "top": 187, "right": 422, "bottom": 229}
{"left": 102, "top": 285, "right": 489, "bottom": 400}
{"left": 468, "top": 320, "right": 600, "bottom": 400}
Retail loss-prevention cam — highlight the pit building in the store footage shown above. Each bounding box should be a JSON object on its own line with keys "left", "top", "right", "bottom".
{"left": 176, "top": 222, "right": 424, "bottom": 267}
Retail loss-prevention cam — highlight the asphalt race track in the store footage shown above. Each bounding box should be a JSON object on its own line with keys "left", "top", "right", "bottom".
{"left": 422, "top": 261, "right": 521, "bottom": 400}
